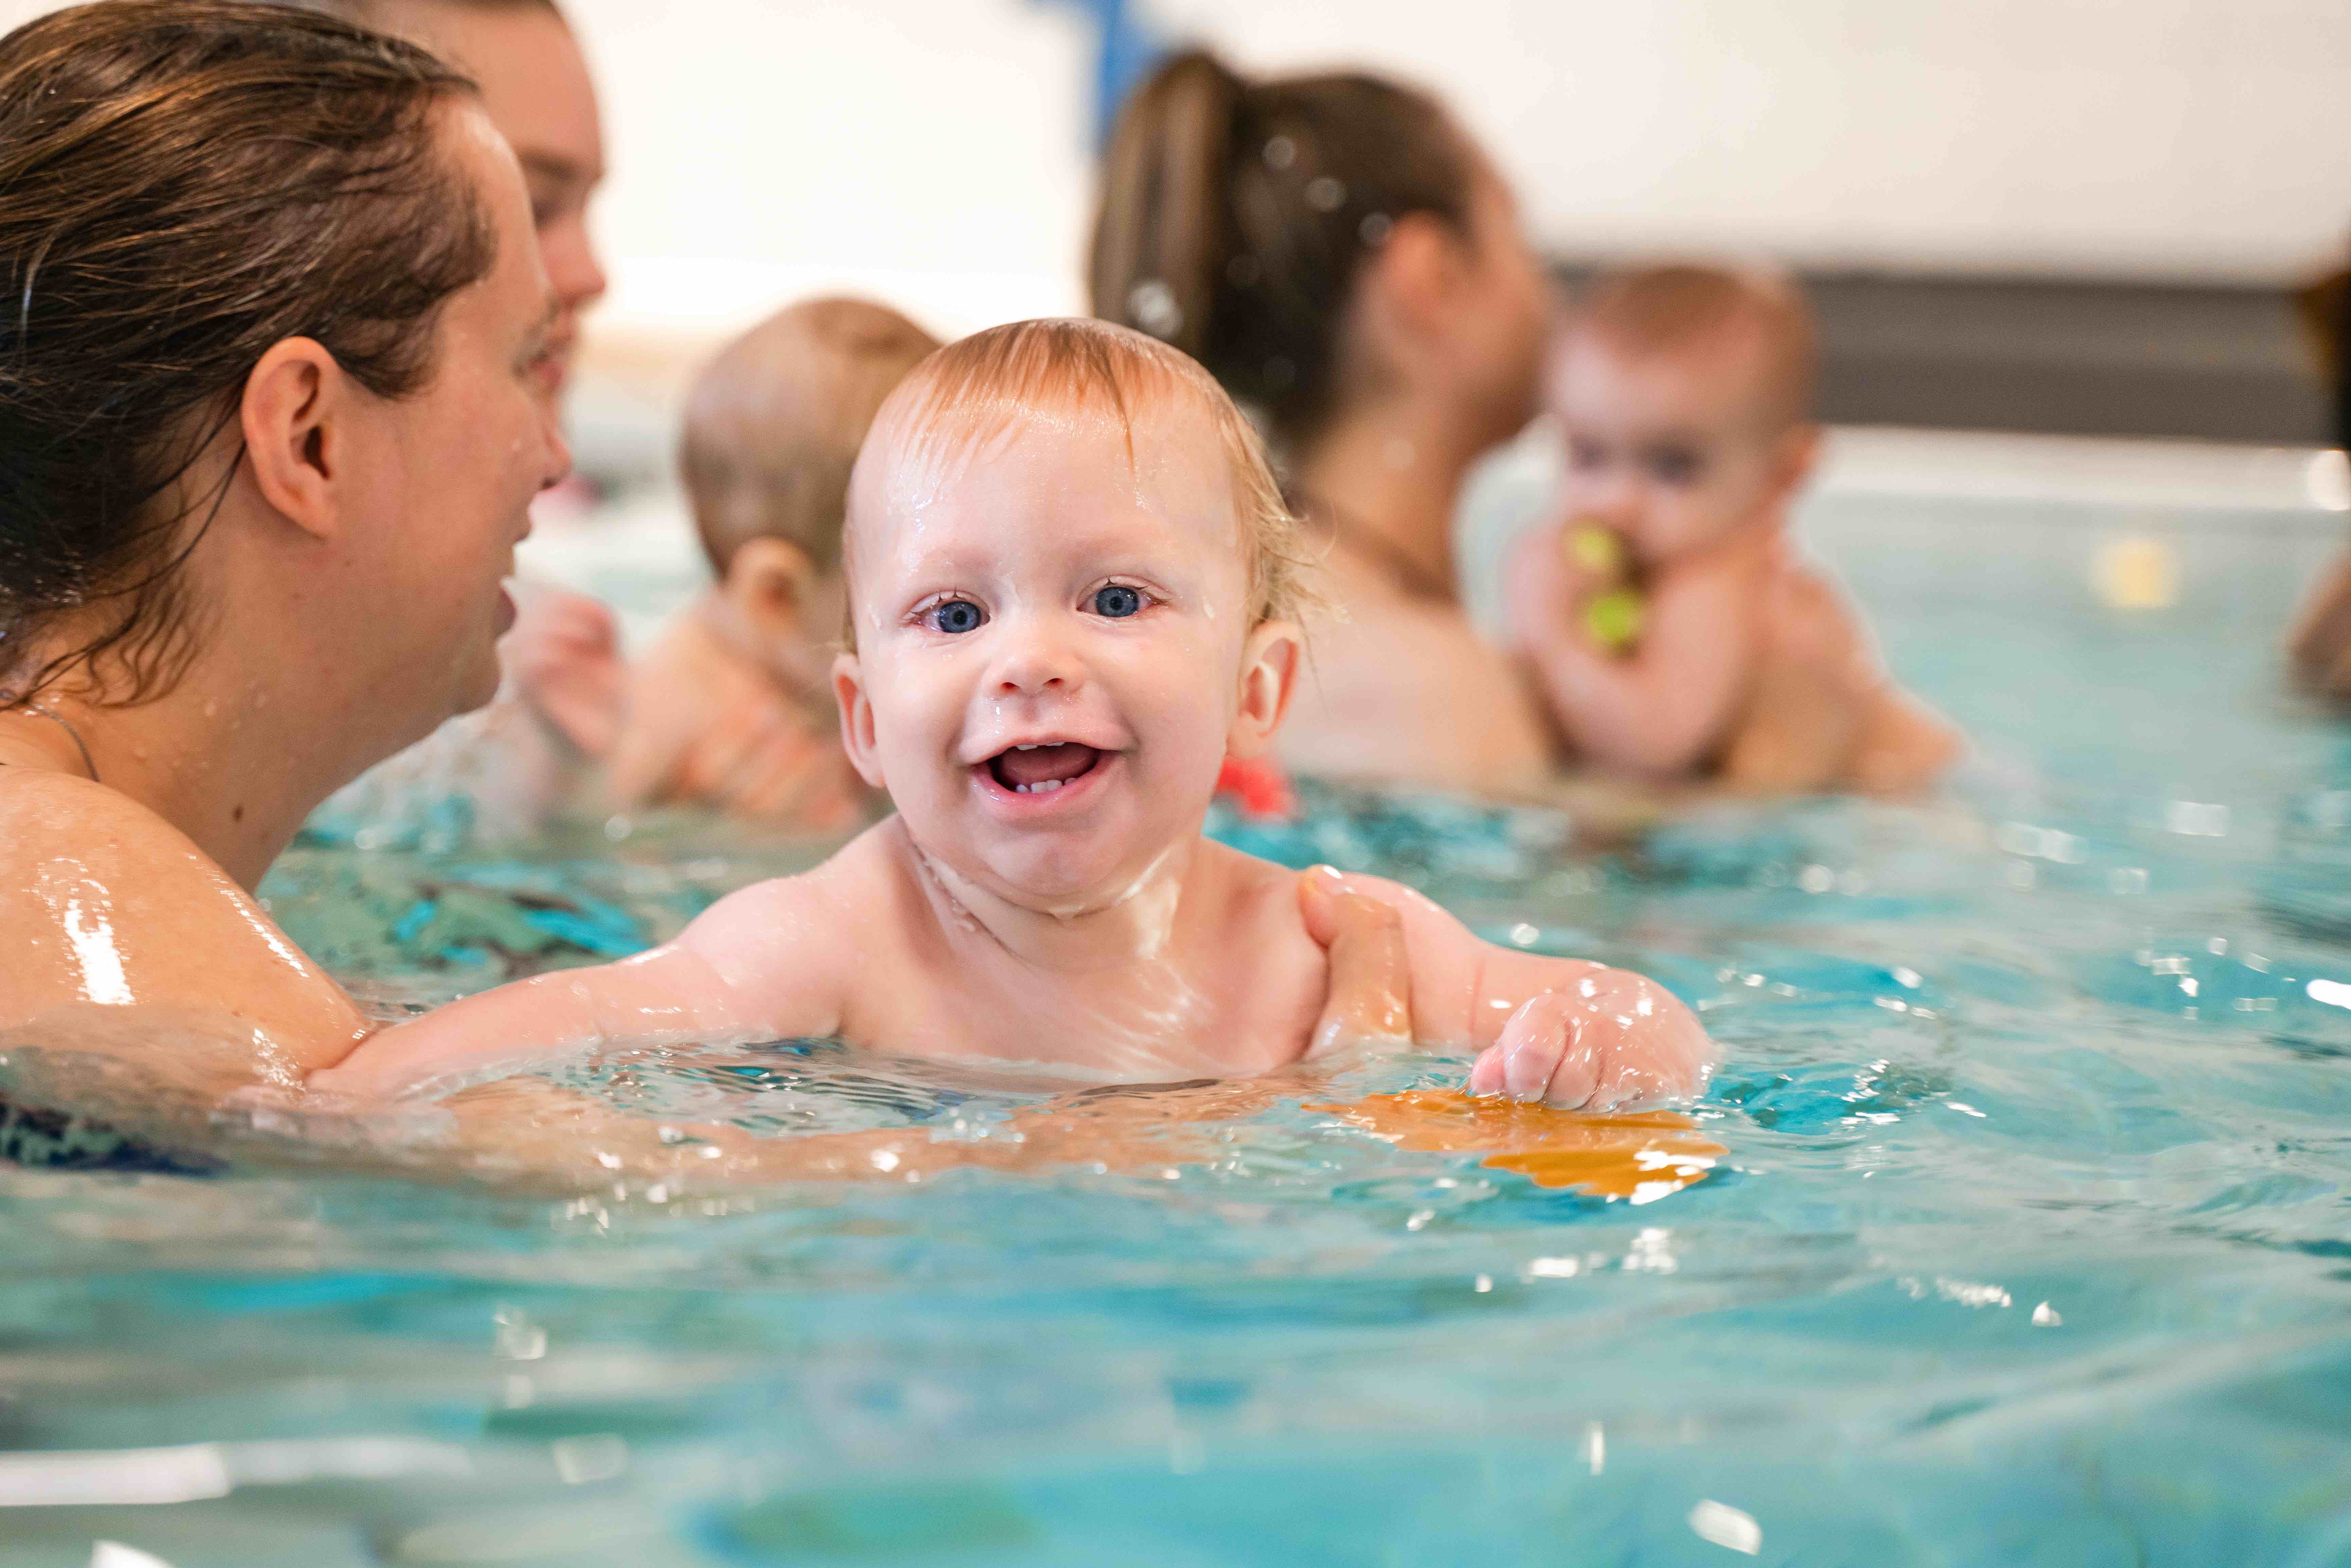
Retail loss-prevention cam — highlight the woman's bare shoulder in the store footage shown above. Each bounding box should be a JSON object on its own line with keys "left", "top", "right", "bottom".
{"left": 0, "top": 770, "right": 366, "bottom": 1062}
{"left": 0, "top": 768, "right": 219, "bottom": 890}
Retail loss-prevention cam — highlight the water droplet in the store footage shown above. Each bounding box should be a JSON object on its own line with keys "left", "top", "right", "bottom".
{"left": 1126, "top": 279, "right": 1182, "bottom": 340}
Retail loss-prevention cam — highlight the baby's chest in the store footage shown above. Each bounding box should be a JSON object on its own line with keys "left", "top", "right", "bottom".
{"left": 836, "top": 942, "right": 1324, "bottom": 1081}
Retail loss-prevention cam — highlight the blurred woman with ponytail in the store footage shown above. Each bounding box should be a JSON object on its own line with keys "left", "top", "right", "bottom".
{"left": 1091, "top": 51, "right": 1560, "bottom": 796}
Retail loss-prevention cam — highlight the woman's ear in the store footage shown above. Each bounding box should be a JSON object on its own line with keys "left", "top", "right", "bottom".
{"left": 1346, "top": 211, "right": 1481, "bottom": 400}
{"left": 240, "top": 336, "right": 350, "bottom": 540}
{"left": 831, "top": 649, "right": 885, "bottom": 789}
{"left": 1357, "top": 213, "right": 1462, "bottom": 348}
{"left": 1228, "top": 619, "right": 1303, "bottom": 758}
{"left": 723, "top": 536, "right": 823, "bottom": 641}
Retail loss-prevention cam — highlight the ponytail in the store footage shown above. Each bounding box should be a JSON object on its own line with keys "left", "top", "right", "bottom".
{"left": 1089, "top": 50, "right": 1240, "bottom": 365}
{"left": 1089, "top": 49, "right": 1476, "bottom": 454}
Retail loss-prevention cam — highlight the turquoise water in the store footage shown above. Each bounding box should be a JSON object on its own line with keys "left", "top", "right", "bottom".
{"left": 8, "top": 485, "right": 2351, "bottom": 1565}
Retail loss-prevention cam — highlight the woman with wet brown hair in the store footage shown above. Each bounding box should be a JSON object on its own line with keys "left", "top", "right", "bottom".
{"left": 1091, "top": 50, "right": 1561, "bottom": 797}
{"left": 0, "top": 0, "right": 569, "bottom": 1089}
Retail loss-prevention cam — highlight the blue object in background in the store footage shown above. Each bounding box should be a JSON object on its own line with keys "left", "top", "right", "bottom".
{"left": 1034, "top": 0, "right": 1167, "bottom": 151}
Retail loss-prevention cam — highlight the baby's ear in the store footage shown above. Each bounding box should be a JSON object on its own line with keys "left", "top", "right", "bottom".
{"left": 1767, "top": 424, "right": 1824, "bottom": 507}
{"left": 725, "top": 537, "right": 822, "bottom": 641}
{"left": 1228, "top": 620, "right": 1303, "bottom": 758}
{"left": 831, "top": 650, "right": 886, "bottom": 789}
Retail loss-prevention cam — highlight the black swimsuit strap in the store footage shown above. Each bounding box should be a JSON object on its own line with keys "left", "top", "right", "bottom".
{"left": 0, "top": 1090, "right": 220, "bottom": 1176}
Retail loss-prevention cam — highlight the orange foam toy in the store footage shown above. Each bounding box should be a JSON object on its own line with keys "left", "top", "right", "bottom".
{"left": 1307, "top": 1088, "right": 1725, "bottom": 1200}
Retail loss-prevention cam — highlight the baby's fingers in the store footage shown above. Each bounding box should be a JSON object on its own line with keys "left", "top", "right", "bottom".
{"left": 1467, "top": 1044, "right": 1505, "bottom": 1096}
{"left": 1491, "top": 992, "right": 1601, "bottom": 1107}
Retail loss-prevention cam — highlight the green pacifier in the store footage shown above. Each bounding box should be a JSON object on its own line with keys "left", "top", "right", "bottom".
{"left": 1583, "top": 587, "right": 1647, "bottom": 653}
{"left": 1561, "top": 522, "right": 1646, "bottom": 654}
{"left": 1565, "top": 523, "right": 1626, "bottom": 577}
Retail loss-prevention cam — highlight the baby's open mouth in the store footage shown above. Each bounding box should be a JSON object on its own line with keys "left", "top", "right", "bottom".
{"left": 987, "top": 742, "right": 1104, "bottom": 795}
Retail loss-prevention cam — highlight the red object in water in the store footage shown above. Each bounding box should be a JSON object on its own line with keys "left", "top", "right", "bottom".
{"left": 1215, "top": 754, "right": 1296, "bottom": 820}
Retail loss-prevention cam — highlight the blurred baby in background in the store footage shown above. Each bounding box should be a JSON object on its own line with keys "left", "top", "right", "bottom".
{"left": 1505, "top": 263, "right": 1959, "bottom": 795}
{"left": 609, "top": 297, "right": 936, "bottom": 824}
{"left": 513, "top": 298, "right": 935, "bottom": 829}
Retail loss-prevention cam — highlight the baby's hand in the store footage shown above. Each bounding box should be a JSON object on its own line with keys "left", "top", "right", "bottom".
{"left": 1467, "top": 969, "right": 1712, "bottom": 1109}
{"left": 1504, "top": 515, "right": 1635, "bottom": 658}
{"left": 502, "top": 585, "right": 626, "bottom": 759}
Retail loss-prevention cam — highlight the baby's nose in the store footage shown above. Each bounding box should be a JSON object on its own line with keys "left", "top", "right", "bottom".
{"left": 989, "top": 624, "right": 1085, "bottom": 697}
{"left": 1584, "top": 464, "right": 1641, "bottom": 508}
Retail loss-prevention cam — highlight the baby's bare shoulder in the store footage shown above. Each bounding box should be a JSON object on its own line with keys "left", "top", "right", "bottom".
{"left": 687, "top": 822, "right": 900, "bottom": 941}
{"left": 1786, "top": 559, "right": 1860, "bottom": 614}
{"left": 647, "top": 825, "right": 905, "bottom": 1044}
{"left": 1199, "top": 838, "right": 1297, "bottom": 903}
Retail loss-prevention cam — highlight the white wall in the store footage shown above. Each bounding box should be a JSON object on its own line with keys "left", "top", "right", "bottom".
{"left": 1162, "top": 0, "right": 2351, "bottom": 283}
{"left": 8, "top": 0, "right": 2350, "bottom": 346}
{"left": 563, "top": 0, "right": 1093, "bottom": 344}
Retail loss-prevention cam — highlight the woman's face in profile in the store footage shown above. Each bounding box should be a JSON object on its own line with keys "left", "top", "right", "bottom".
{"left": 397, "top": 1, "right": 607, "bottom": 400}
{"left": 351, "top": 101, "right": 572, "bottom": 731}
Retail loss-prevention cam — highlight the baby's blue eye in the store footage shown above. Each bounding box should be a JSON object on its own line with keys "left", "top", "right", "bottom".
{"left": 1093, "top": 584, "right": 1144, "bottom": 619}
{"left": 930, "top": 599, "right": 984, "bottom": 634}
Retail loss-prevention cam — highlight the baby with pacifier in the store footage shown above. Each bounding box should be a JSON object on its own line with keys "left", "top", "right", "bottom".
{"left": 1505, "top": 263, "right": 1958, "bottom": 794}
{"left": 315, "top": 320, "right": 1712, "bottom": 1107}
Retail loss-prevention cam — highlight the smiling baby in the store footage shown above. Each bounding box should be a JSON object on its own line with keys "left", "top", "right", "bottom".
{"left": 315, "top": 321, "right": 1713, "bottom": 1108}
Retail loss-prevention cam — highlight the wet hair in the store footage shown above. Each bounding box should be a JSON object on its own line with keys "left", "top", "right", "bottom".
{"left": 1089, "top": 49, "right": 1476, "bottom": 454}
{"left": 681, "top": 297, "right": 940, "bottom": 579}
{"left": 847, "top": 318, "right": 1314, "bottom": 642}
{"left": 287, "top": 0, "right": 560, "bottom": 23}
{"left": 0, "top": 0, "right": 494, "bottom": 706}
{"left": 1569, "top": 262, "right": 1820, "bottom": 433}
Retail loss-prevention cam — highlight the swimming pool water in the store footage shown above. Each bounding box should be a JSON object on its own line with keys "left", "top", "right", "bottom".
{"left": 7, "top": 461, "right": 2351, "bottom": 1565}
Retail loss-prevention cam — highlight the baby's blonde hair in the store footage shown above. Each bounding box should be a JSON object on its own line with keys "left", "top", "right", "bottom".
{"left": 849, "top": 318, "right": 1314, "bottom": 637}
